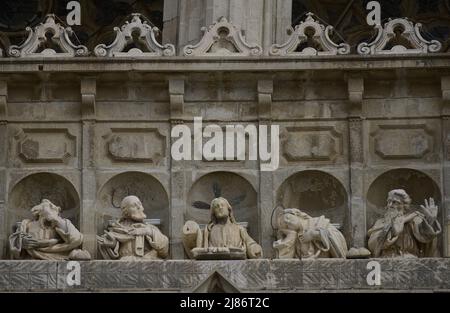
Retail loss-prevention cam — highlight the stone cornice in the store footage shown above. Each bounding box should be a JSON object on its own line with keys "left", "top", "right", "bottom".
{"left": 0, "top": 54, "right": 449, "bottom": 73}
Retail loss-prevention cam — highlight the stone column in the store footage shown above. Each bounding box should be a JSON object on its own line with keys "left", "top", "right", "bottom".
{"left": 178, "top": 0, "right": 266, "bottom": 49}
{"left": 80, "top": 77, "right": 97, "bottom": 256}
{"left": 347, "top": 76, "right": 366, "bottom": 248}
{"left": 274, "top": 0, "right": 292, "bottom": 44}
{"left": 262, "top": 0, "right": 274, "bottom": 54}
{"left": 169, "top": 77, "right": 186, "bottom": 259}
{"left": 441, "top": 76, "right": 450, "bottom": 257}
{"left": 0, "top": 80, "right": 7, "bottom": 258}
{"left": 258, "top": 79, "right": 275, "bottom": 257}
{"left": 162, "top": 0, "right": 180, "bottom": 47}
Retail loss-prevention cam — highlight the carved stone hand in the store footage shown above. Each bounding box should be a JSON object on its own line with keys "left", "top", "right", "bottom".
{"left": 22, "top": 235, "right": 39, "bottom": 249}
{"left": 129, "top": 227, "right": 152, "bottom": 237}
{"left": 420, "top": 198, "right": 438, "bottom": 224}
{"left": 248, "top": 244, "right": 262, "bottom": 258}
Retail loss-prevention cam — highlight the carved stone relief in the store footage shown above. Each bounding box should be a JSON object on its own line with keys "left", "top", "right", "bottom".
{"left": 94, "top": 13, "right": 175, "bottom": 57}
{"left": 13, "top": 128, "right": 76, "bottom": 164}
{"left": 272, "top": 208, "right": 349, "bottom": 259}
{"left": 8, "top": 14, "right": 88, "bottom": 58}
{"left": 270, "top": 13, "right": 350, "bottom": 56}
{"left": 281, "top": 126, "right": 343, "bottom": 162}
{"left": 183, "top": 197, "right": 262, "bottom": 260}
{"left": 366, "top": 168, "right": 442, "bottom": 254}
{"left": 7, "top": 173, "right": 80, "bottom": 239}
{"left": 187, "top": 172, "right": 258, "bottom": 241}
{"left": 357, "top": 18, "right": 442, "bottom": 55}
{"left": 367, "top": 189, "right": 441, "bottom": 258}
{"left": 183, "top": 17, "right": 262, "bottom": 57}
{"left": 276, "top": 171, "right": 348, "bottom": 239}
{"left": 9, "top": 199, "right": 90, "bottom": 260}
{"left": 95, "top": 172, "right": 169, "bottom": 237}
{"left": 102, "top": 128, "right": 166, "bottom": 164}
{"left": 97, "top": 195, "right": 169, "bottom": 260}
{"left": 370, "top": 124, "right": 435, "bottom": 160}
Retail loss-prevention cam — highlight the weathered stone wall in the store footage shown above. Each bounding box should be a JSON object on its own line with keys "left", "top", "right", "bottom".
{"left": 1, "top": 259, "right": 449, "bottom": 292}
{"left": 0, "top": 56, "right": 449, "bottom": 261}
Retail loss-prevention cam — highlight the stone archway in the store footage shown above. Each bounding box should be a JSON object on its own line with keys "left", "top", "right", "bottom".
{"left": 8, "top": 172, "right": 80, "bottom": 231}
{"left": 187, "top": 171, "right": 258, "bottom": 240}
{"left": 95, "top": 171, "right": 169, "bottom": 236}
{"left": 276, "top": 170, "right": 349, "bottom": 239}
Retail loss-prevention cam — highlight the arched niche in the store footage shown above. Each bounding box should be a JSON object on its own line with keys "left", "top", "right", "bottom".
{"left": 95, "top": 172, "right": 169, "bottom": 236}
{"left": 276, "top": 170, "right": 349, "bottom": 238}
{"left": 8, "top": 172, "right": 80, "bottom": 231}
{"left": 366, "top": 169, "right": 442, "bottom": 234}
{"left": 187, "top": 172, "right": 258, "bottom": 240}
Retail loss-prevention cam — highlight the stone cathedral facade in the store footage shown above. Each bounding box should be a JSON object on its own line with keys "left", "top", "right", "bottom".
{"left": 0, "top": 1, "right": 450, "bottom": 292}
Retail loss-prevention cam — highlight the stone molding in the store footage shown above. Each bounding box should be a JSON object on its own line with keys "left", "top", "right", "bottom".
{"left": 270, "top": 13, "right": 351, "bottom": 56}
{"left": 8, "top": 15, "right": 89, "bottom": 58}
{"left": 94, "top": 14, "right": 175, "bottom": 57}
{"left": 357, "top": 17, "right": 442, "bottom": 55}
{"left": 183, "top": 17, "right": 263, "bottom": 57}
{"left": 0, "top": 259, "right": 449, "bottom": 292}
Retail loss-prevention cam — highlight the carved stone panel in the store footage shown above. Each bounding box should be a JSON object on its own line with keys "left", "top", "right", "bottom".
{"left": 14, "top": 128, "right": 76, "bottom": 164}
{"left": 103, "top": 128, "right": 166, "bottom": 164}
{"left": 371, "top": 124, "right": 434, "bottom": 160}
{"left": 282, "top": 127, "right": 343, "bottom": 162}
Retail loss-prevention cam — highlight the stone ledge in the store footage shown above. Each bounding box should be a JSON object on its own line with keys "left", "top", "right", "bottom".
{"left": 0, "top": 258, "right": 449, "bottom": 292}
{"left": 0, "top": 54, "right": 450, "bottom": 73}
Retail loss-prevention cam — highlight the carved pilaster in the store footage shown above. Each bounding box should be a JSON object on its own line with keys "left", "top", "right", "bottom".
{"left": 441, "top": 76, "right": 450, "bottom": 257}
{"left": 0, "top": 80, "right": 7, "bottom": 122}
{"left": 258, "top": 80, "right": 273, "bottom": 121}
{"left": 347, "top": 75, "right": 365, "bottom": 248}
{"left": 80, "top": 77, "right": 97, "bottom": 256}
{"left": 168, "top": 77, "right": 186, "bottom": 258}
{"left": 258, "top": 79, "right": 274, "bottom": 256}
{"left": 81, "top": 77, "right": 96, "bottom": 120}
{"left": 347, "top": 76, "right": 364, "bottom": 118}
{"left": 442, "top": 76, "right": 450, "bottom": 116}
{"left": 169, "top": 78, "right": 185, "bottom": 123}
{"left": 0, "top": 80, "right": 6, "bottom": 257}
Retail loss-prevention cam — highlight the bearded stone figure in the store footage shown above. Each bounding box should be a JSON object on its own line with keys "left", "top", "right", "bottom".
{"left": 183, "top": 197, "right": 262, "bottom": 260}
{"left": 9, "top": 199, "right": 91, "bottom": 260}
{"left": 273, "top": 208, "right": 348, "bottom": 259}
{"left": 97, "top": 196, "right": 169, "bottom": 260}
{"left": 368, "top": 189, "right": 441, "bottom": 258}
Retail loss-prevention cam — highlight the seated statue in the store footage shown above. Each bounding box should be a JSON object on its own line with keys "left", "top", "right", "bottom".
{"left": 183, "top": 197, "right": 262, "bottom": 260}
{"left": 368, "top": 189, "right": 441, "bottom": 258}
{"left": 9, "top": 199, "right": 91, "bottom": 260}
{"left": 273, "top": 208, "right": 348, "bottom": 259}
{"left": 97, "top": 195, "right": 169, "bottom": 261}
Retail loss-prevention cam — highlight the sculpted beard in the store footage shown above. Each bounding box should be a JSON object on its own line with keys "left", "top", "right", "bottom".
{"left": 129, "top": 208, "right": 146, "bottom": 222}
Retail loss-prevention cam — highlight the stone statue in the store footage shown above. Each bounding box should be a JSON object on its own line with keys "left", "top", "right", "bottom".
{"left": 97, "top": 195, "right": 169, "bottom": 260}
{"left": 368, "top": 189, "right": 441, "bottom": 258}
{"left": 273, "top": 208, "right": 348, "bottom": 259}
{"left": 183, "top": 197, "right": 262, "bottom": 260}
{"left": 9, "top": 199, "right": 91, "bottom": 260}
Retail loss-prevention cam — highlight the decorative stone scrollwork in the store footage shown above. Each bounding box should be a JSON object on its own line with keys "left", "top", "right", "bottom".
{"left": 183, "top": 17, "right": 262, "bottom": 57}
{"left": 269, "top": 13, "right": 350, "bottom": 56}
{"left": 94, "top": 13, "right": 175, "bottom": 57}
{"left": 357, "top": 18, "right": 442, "bottom": 55}
{"left": 7, "top": 14, "right": 88, "bottom": 58}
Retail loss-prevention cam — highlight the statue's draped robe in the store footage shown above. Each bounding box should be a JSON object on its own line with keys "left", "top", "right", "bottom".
{"left": 98, "top": 220, "right": 169, "bottom": 261}
{"left": 205, "top": 221, "right": 259, "bottom": 258}
{"left": 277, "top": 215, "right": 348, "bottom": 259}
{"left": 368, "top": 211, "right": 441, "bottom": 258}
{"left": 9, "top": 219, "right": 84, "bottom": 260}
